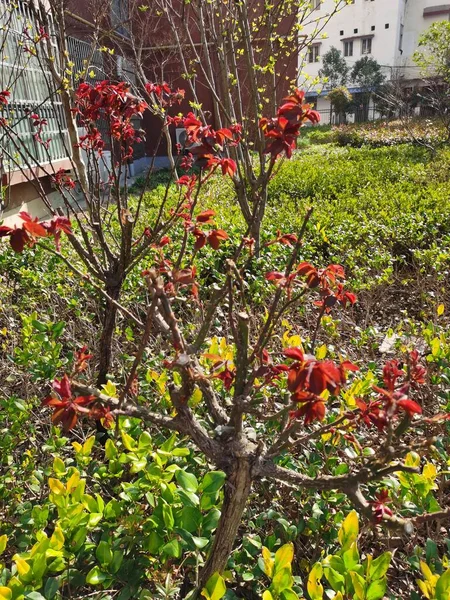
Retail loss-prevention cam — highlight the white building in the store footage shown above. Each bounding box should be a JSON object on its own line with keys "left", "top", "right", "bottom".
{"left": 300, "top": 0, "right": 450, "bottom": 122}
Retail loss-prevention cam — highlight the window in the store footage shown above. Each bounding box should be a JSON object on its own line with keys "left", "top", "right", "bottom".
{"left": 0, "top": 1, "right": 69, "bottom": 172}
{"left": 361, "top": 37, "right": 372, "bottom": 54}
{"left": 371, "top": 25, "right": 376, "bottom": 31}
{"left": 385, "top": 23, "right": 390, "bottom": 29}
{"left": 340, "top": 30, "right": 344, "bottom": 35}
{"left": 344, "top": 41, "right": 353, "bottom": 57}
{"left": 354, "top": 28, "right": 358, "bottom": 34}
{"left": 111, "top": 0, "right": 130, "bottom": 38}
{"left": 308, "top": 45, "right": 320, "bottom": 63}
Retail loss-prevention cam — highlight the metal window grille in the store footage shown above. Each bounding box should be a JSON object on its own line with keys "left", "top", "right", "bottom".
{"left": 0, "top": 0, "right": 70, "bottom": 172}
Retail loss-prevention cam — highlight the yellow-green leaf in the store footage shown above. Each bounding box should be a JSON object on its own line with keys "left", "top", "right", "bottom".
{"left": 48, "top": 478, "right": 65, "bottom": 496}
{"left": 50, "top": 526, "right": 64, "bottom": 551}
{"left": 201, "top": 572, "right": 226, "bottom": 600}
{"left": 274, "top": 543, "right": 294, "bottom": 573}
{"left": 0, "top": 535, "right": 7, "bottom": 554}
{"left": 307, "top": 563, "right": 323, "bottom": 600}
{"left": 66, "top": 470, "right": 81, "bottom": 494}
{"left": 13, "top": 555, "right": 30, "bottom": 576}
{"left": 437, "top": 303, "right": 445, "bottom": 316}
{"left": 338, "top": 511, "right": 359, "bottom": 551}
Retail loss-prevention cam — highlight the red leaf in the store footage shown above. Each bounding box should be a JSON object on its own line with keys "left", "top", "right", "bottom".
{"left": 196, "top": 209, "right": 216, "bottom": 224}
{"left": 283, "top": 347, "right": 304, "bottom": 362}
{"left": 207, "top": 229, "right": 228, "bottom": 250}
{"left": 397, "top": 398, "right": 422, "bottom": 416}
{"left": 9, "top": 228, "right": 28, "bottom": 253}
{"left": 53, "top": 374, "right": 72, "bottom": 399}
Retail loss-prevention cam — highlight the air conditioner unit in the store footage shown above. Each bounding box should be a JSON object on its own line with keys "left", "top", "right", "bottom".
{"left": 175, "top": 127, "right": 188, "bottom": 148}
{"left": 175, "top": 127, "right": 202, "bottom": 151}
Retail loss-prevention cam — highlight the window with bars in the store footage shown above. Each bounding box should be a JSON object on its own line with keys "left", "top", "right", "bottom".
{"left": 361, "top": 37, "right": 372, "bottom": 54}
{"left": 308, "top": 44, "right": 320, "bottom": 63}
{"left": 0, "top": 1, "right": 70, "bottom": 173}
{"left": 344, "top": 41, "right": 353, "bottom": 57}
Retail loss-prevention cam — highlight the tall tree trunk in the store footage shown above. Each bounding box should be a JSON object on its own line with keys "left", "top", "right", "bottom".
{"left": 195, "top": 458, "right": 253, "bottom": 595}
{"left": 97, "top": 284, "right": 122, "bottom": 386}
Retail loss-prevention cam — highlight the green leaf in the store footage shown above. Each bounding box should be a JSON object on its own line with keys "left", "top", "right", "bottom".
{"left": 181, "top": 506, "right": 202, "bottom": 533}
{"left": 307, "top": 563, "right": 324, "bottom": 600}
{"left": 199, "top": 471, "right": 226, "bottom": 494}
{"left": 369, "top": 551, "right": 391, "bottom": 581}
{"left": 44, "top": 577, "right": 59, "bottom": 599}
{"left": 161, "top": 539, "right": 181, "bottom": 559}
{"left": 86, "top": 566, "right": 107, "bottom": 585}
{"left": 138, "top": 431, "right": 152, "bottom": 449}
{"left": 146, "top": 531, "right": 164, "bottom": 554}
{"left": 96, "top": 541, "right": 113, "bottom": 566}
{"left": 201, "top": 572, "right": 226, "bottom": 600}
{"left": 366, "top": 578, "right": 387, "bottom": 600}
{"left": 110, "top": 550, "right": 124, "bottom": 574}
{"left": 343, "top": 542, "right": 360, "bottom": 570}
{"left": 338, "top": 511, "right": 359, "bottom": 551}
{"left": 162, "top": 504, "right": 175, "bottom": 531}
{"left": 274, "top": 543, "right": 294, "bottom": 573}
{"left": 203, "top": 508, "right": 221, "bottom": 532}
{"left": 192, "top": 536, "right": 209, "bottom": 549}
{"left": 436, "top": 568, "right": 450, "bottom": 600}
{"left": 324, "top": 567, "right": 345, "bottom": 592}
{"left": 24, "top": 593, "right": 46, "bottom": 600}
{"left": 176, "top": 470, "right": 199, "bottom": 493}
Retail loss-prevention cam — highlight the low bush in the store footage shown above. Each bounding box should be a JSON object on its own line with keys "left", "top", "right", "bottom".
{"left": 333, "top": 118, "right": 447, "bottom": 148}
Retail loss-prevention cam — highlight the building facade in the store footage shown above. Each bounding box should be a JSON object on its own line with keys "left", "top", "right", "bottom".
{"left": 300, "top": 0, "right": 450, "bottom": 122}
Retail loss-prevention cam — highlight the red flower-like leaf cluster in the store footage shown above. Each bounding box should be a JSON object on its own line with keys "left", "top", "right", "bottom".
{"left": 74, "top": 81, "right": 148, "bottom": 160}
{"left": 355, "top": 351, "right": 426, "bottom": 431}
{"left": 42, "top": 375, "right": 95, "bottom": 431}
{"left": 51, "top": 168, "right": 76, "bottom": 190}
{"left": 0, "top": 211, "right": 71, "bottom": 253}
{"left": 285, "top": 347, "right": 358, "bottom": 424}
{"left": 0, "top": 90, "right": 10, "bottom": 106}
{"left": 371, "top": 489, "right": 394, "bottom": 523}
{"left": 266, "top": 260, "right": 357, "bottom": 309}
{"left": 191, "top": 209, "right": 229, "bottom": 250}
{"left": 176, "top": 112, "right": 240, "bottom": 178}
{"left": 259, "top": 89, "right": 320, "bottom": 159}
{"left": 145, "top": 82, "right": 185, "bottom": 107}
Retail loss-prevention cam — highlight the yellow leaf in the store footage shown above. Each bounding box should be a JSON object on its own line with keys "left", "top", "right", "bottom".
{"left": 423, "top": 463, "right": 437, "bottom": 482}
{"left": 13, "top": 555, "right": 30, "bottom": 576}
{"left": 274, "top": 543, "right": 294, "bottom": 572}
{"left": 0, "top": 534, "right": 7, "bottom": 554}
{"left": 416, "top": 578, "right": 431, "bottom": 599}
{"left": 307, "top": 562, "right": 323, "bottom": 600}
{"left": 66, "top": 470, "right": 81, "bottom": 494}
{"left": 316, "top": 344, "right": 327, "bottom": 360}
{"left": 48, "top": 478, "right": 66, "bottom": 495}
{"left": 72, "top": 441, "right": 82, "bottom": 453}
{"left": 0, "top": 587, "right": 12, "bottom": 600}
{"left": 437, "top": 304, "right": 445, "bottom": 316}
{"left": 83, "top": 436, "right": 95, "bottom": 455}
{"left": 102, "top": 380, "right": 117, "bottom": 398}
{"left": 261, "top": 546, "right": 274, "bottom": 578}
{"left": 420, "top": 561, "right": 434, "bottom": 582}
{"left": 338, "top": 510, "right": 359, "bottom": 550}
{"left": 50, "top": 526, "right": 64, "bottom": 550}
